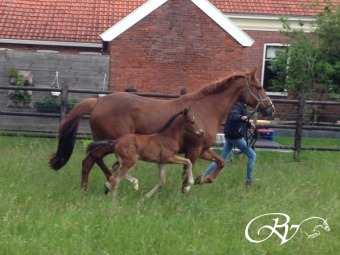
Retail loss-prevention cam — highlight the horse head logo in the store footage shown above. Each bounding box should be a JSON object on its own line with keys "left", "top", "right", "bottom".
{"left": 301, "top": 217, "right": 330, "bottom": 239}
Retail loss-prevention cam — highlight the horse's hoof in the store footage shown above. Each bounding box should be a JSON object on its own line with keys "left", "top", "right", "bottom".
{"left": 132, "top": 180, "right": 139, "bottom": 191}
{"left": 194, "top": 175, "right": 203, "bottom": 184}
{"left": 104, "top": 181, "right": 112, "bottom": 195}
{"left": 194, "top": 175, "right": 214, "bottom": 184}
{"left": 182, "top": 185, "right": 191, "bottom": 194}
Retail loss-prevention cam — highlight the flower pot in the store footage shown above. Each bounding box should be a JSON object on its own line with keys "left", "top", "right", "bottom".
{"left": 10, "top": 77, "right": 17, "bottom": 85}
{"left": 35, "top": 103, "right": 60, "bottom": 113}
{"left": 51, "top": 91, "right": 61, "bottom": 97}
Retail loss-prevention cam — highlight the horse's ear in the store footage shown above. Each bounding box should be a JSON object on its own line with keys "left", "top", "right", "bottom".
{"left": 183, "top": 107, "right": 188, "bottom": 115}
{"left": 184, "top": 106, "right": 191, "bottom": 115}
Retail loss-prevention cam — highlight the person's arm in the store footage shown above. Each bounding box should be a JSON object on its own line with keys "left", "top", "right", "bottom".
{"left": 228, "top": 104, "right": 246, "bottom": 122}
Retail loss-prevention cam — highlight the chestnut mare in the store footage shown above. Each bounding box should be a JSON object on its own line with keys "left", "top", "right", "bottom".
{"left": 49, "top": 69, "right": 275, "bottom": 190}
{"left": 84, "top": 108, "right": 204, "bottom": 201}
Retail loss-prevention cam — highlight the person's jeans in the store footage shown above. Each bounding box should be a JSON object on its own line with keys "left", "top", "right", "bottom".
{"left": 203, "top": 137, "right": 256, "bottom": 181}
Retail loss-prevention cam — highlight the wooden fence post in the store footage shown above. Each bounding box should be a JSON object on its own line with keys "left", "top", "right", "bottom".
{"left": 60, "top": 81, "right": 68, "bottom": 123}
{"left": 294, "top": 93, "right": 305, "bottom": 161}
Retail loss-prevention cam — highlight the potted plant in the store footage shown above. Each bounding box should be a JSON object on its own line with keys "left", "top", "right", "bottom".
{"left": 35, "top": 97, "right": 78, "bottom": 113}
{"left": 9, "top": 67, "right": 19, "bottom": 84}
{"left": 8, "top": 90, "right": 32, "bottom": 108}
{"left": 67, "top": 99, "right": 78, "bottom": 112}
{"left": 7, "top": 73, "right": 34, "bottom": 108}
{"left": 35, "top": 96, "right": 60, "bottom": 113}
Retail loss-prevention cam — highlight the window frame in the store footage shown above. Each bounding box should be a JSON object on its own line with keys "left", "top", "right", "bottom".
{"left": 261, "top": 43, "right": 288, "bottom": 96}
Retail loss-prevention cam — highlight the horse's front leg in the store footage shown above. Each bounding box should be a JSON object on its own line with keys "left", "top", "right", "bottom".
{"left": 194, "top": 149, "right": 224, "bottom": 184}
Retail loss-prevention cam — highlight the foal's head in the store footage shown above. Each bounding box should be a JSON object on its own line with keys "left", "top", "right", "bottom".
{"left": 157, "top": 108, "right": 204, "bottom": 137}
{"left": 182, "top": 108, "right": 204, "bottom": 137}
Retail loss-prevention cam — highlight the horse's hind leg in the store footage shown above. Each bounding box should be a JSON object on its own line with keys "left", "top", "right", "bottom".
{"left": 142, "top": 163, "right": 166, "bottom": 201}
{"left": 81, "top": 154, "right": 96, "bottom": 191}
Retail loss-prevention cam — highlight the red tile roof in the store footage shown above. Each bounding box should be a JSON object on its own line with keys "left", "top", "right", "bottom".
{"left": 0, "top": 0, "right": 145, "bottom": 44}
{"left": 0, "top": 0, "right": 338, "bottom": 45}
{"left": 211, "top": 0, "right": 338, "bottom": 16}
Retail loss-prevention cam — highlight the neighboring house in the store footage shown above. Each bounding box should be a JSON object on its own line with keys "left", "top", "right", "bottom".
{"left": 0, "top": 0, "right": 338, "bottom": 96}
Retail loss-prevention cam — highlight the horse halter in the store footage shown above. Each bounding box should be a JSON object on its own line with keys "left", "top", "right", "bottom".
{"left": 245, "top": 78, "right": 272, "bottom": 113}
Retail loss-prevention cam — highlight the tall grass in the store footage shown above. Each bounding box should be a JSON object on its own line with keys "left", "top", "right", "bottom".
{"left": 0, "top": 136, "right": 339, "bottom": 255}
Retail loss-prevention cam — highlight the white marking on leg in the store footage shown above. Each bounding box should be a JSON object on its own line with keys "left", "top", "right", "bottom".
{"left": 142, "top": 164, "right": 166, "bottom": 201}
{"left": 105, "top": 181, "right": 112, "bottom": 191}
{"left": 125, "top": 174, "right": 139, "bottom": 190}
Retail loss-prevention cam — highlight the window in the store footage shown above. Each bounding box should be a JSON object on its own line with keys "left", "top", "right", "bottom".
{"left": 261, "top": 44, "right": 287, "bottom": 95}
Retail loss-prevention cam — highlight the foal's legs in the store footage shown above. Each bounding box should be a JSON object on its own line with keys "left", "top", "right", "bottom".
{"left": 142, "top": 163, "right": 166, "bottom": 201}
{"left": 182, "top": 149, "right": 201, "bottom": 191}
{"left": 168, "top": 155, "right": 194, "bottom": 194}
{"left": 125, "top": 174, "right": 139, "bottom": 191}
{"left": 108, "top": 162, "right": 139, "bottom": 191}
{"left": 109, "top": 158, "right": 137, "bottom": 200}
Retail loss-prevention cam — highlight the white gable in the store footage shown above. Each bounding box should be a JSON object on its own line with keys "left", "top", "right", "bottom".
{"left": 100, "top": 0, "right": 254, "bottom": 47}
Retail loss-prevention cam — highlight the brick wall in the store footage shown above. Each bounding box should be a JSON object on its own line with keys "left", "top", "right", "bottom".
{"left": 107, "top": 0, "right": 244, "bottom": 94}
{"left": 242, "top": 30, "right": 287, "bottom": 78}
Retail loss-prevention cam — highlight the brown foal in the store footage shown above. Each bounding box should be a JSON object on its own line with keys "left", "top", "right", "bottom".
{"left": 83, "top": 108, "right": 204, "bottom": 201}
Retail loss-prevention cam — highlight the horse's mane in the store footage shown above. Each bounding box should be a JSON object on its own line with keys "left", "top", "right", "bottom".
{"left": 185, "top": 71, "right": 250, "bottom": 100}
{"left": 156, "top": 109, "right": 185, "bottom": 133}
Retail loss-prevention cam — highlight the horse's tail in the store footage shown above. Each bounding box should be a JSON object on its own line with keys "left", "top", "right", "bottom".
{"left": 49, "top": 98, "right": 98, "bottom": 170}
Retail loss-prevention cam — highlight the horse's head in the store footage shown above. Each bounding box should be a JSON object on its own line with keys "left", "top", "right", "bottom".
{"left": 321, "top": 219, "right": 330, "bottom": 232}
{"left": 183, "top": 107, "right": 204, "bottom": 137}
{"left": 241, "top": 69, "right": 275, "bottom": 117}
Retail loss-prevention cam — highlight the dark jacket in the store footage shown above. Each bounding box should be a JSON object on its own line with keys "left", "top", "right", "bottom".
{"left": 224, "top": 102, "right": 250, "bottom": 140}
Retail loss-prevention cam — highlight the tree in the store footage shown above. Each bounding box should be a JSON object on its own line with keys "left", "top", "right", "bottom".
{"left": 271, "top": 1, "right": 339, "bottom": 160}
{"left": 270, "top": 0, "right": 340, "bottom": 99}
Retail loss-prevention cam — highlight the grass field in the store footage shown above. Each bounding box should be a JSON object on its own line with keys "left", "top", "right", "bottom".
{"left": 0, "top": 136, "right": 339, "bottom": 255}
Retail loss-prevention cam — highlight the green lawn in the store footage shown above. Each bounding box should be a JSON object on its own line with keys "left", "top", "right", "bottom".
{"left": 275, "top": 136, "right": 340, "bottom": 147}
{"left": 0, "top": 136, "right": 339, "bottom": 255}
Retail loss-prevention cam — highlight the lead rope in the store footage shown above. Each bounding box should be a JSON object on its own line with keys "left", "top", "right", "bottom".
{"left": 232, "top": 117, "right": 258, "bottom": 155}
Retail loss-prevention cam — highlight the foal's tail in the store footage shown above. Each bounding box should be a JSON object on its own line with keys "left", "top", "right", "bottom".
{"left": 86, "top": 140, "right": 116, "bottom": 161}
{"left": 49, "top": 98, "right": 98, "bottom": 170}
{"left": 86, "top": 140, "right": 114, "bottom": 153}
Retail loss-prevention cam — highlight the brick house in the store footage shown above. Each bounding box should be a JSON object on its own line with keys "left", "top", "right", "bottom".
{"left": 1, "top": 0, "right": 339, "bottom": 121}
{"left": 100, "top": 0, "right": 253, "bottom": 93}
